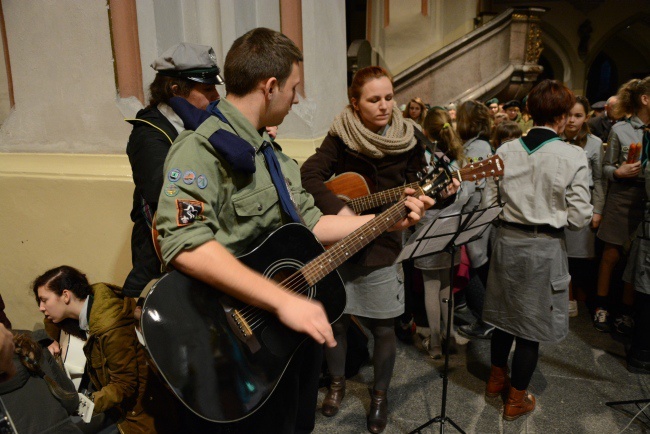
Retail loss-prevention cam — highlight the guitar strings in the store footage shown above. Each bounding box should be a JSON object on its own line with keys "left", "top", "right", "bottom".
{"left": 239, "top": 200, "right": 409, "bottom": 330}
{"left": 237, "top": 158, "right": 503, "bottom": 329}
{"left": 346, "top": 158, "right": 498, "bottom": 211}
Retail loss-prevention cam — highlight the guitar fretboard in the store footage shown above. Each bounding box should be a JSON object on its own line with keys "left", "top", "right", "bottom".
{"left": 346, "top": 169, "right": 462, "bottom": 214}
{"left": 347, "top": 181, "right": 420, "bottom": 214}
{"left": 299, "top": 198, "right": 410, "bottom": 285}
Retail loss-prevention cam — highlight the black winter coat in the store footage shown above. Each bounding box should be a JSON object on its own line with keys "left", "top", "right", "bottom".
{"left": 300, "top": 133, "right": 427, "bottom": 267}
{"left": 124, "top": 106, "right": 179, "bottom": 297}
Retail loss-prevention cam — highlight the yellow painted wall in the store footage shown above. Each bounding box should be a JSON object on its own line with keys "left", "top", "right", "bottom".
{"left": 0, "top": 140, "right": 322, "bottom": 331}
{"left": 1, "top": 153, "right": 134, "bottom": 330}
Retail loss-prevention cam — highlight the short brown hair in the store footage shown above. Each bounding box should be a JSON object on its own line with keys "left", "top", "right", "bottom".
{"left": 491, "top": 121, "right": 522, "bottom": 149}
{"left": 147, "top": 74, "right": 195, "bottom": 108}
{"left": 224, "top": 27, "right": 303, "bottom": 97}
{"left": 456, "top": 100, "right": 492, "bottom": 142}
{"left": 527, "top": 79, "right": 575, "bottom": 126}
{"left": 348, "top": 66, "right": 393, "bottom": 105}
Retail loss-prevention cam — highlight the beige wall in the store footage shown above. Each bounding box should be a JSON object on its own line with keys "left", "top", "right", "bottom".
{"left": 0, "top": 0, "right": 346, "bottom": 330}
{"left": 0, "top": 154, "right": 133, "bottom": 330}
{"left": 0, "top": 1, "right": 131, "bottom": 154}
{"left": 372, "top": 0, "right": 479, "bottom": 75}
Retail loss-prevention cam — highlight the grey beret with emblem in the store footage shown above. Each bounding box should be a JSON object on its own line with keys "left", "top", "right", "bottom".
{"left": 591, "top": 101, "right": 606, "bottom": 110}
{"left": 151, "top": 42, "right": 224, "bottom": 85}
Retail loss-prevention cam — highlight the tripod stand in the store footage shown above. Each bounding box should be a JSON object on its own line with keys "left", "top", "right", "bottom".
{"left": 606, "top": 398, "right": 650, "bottom": 428}
{"left": 398, "top": 201, "right": 503, "bottom": 434}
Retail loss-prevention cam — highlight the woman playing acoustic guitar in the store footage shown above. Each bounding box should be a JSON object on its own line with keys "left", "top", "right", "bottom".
{"left": 301, "top": 66, "right": 457, "bottom": 433}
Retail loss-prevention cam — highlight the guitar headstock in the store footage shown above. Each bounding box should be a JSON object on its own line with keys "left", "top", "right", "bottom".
{"left": 417, "top": 154, "right": 505, "bottom": 199}
{"left": 459, "top": 154, "right": 504, "bottom": 182}
{"left": 418, "top": 165, "right": 452, "bottom": 198}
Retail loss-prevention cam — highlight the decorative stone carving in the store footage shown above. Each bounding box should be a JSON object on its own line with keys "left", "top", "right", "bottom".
{"left": 526, "top": 22, "right": 543, "bottom": 64}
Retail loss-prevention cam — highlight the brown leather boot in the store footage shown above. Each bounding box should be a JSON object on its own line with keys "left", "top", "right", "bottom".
{"left": 321, "top": 376, "right": 346, "bottom": 417}
{"left": 503, "top": 386, "right": 536, "bottom": 421}
{"left": 485, "top": 365, "right": 510, "bottom": 398}
{"left": 367, "top": 389, "right": 388, "bottom": 433}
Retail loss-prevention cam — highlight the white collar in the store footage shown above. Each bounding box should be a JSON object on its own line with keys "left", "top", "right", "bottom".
{"left": 158, "top": 103, "right": 185, "bottom": 135}
{"left": 78, "top": 297, "right": 91, "bottom": 332}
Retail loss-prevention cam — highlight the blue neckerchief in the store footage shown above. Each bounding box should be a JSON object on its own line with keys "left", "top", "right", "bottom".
{"left": 259, "top": 141, "right": 302, "bottom": 223}
{"left": 168, "top": 97, "right": 301, "bottom": 223}
{"left": 168, "top": 97, "right": 256, "bottom": 174}
{"left": 206, "top": 100, "right": 228, "bottom": 124}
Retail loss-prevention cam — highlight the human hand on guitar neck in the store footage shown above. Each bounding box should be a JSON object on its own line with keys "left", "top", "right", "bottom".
{"left": 335, "top": 183, "right": 458, "bottom": 230}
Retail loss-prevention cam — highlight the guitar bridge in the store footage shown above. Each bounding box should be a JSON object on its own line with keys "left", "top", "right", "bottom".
{"left": 221, "top": 298, "right": 262, "bottom": 354}
{"left": 232, "top": 309, "right": 253, "bottom": 338}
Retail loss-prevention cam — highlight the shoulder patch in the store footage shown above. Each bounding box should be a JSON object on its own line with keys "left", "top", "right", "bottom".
{"left": 183, "top": 170, "right": 196, "bottom": 185}
{"left": 197, "top": 175, "right": 208, "bottom": 189}
{"left": 168, "top": 168, "right": 182, "bottom": 183}
{"left": 164, "top": 183, "right": 179, "bottom": 197}
{"left": 176, "top": 200, "right": 204, "bottom": 226}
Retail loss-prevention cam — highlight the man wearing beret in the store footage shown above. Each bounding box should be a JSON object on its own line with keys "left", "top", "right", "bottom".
{"left": 486, "top": 98, "right": 499, "bottom": 117}
{"left": 153, "top": 27, "right": 434, "bottom": 433}
{"left": 123, "top": 43, "right": 223, "bottom": 299}
{"left": 503, "top": 100, "right": 521, "bottom": 122}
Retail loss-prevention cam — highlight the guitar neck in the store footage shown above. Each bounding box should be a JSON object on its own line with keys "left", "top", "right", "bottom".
{"left": 347, "top": 181, "right": 420, "bottom": 214}
{"left": 300, "top": 157, "right": 501, "bottom": 284}
{"left": 300, "top": 200, "right": 408, "bottom": 285}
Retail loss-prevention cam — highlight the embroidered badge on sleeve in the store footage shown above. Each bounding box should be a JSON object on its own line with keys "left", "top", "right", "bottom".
{"left": 176, "top": 199, "right": 204, "bottom": 226}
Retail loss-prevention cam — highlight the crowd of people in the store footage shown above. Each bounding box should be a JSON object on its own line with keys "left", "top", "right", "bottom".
{"left": 0, "top": 26, "right": 648, "bottom": 434}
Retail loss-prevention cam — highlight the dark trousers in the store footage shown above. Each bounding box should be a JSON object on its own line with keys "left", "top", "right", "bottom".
{"left": 491, "top": 328, "right": 539, "bottom": 391}
{"left": 466, "top": 263, "right": 489, "bottom": 322}
{"left": 633, "top": 292, "right": 650, "bottom": 352}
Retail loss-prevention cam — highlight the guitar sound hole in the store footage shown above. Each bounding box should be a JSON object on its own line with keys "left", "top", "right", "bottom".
{"left": 265, "top": 260, "right": 314, "bottom": 299}
{"left": 270, "top": 268, "right": 294, "bottom": 284}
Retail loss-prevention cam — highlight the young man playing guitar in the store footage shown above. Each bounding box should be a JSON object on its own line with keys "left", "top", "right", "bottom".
{"left": 153, "top": 27, "right": 443, "bottom": 433}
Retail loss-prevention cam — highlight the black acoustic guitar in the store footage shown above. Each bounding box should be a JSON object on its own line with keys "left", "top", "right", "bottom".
{"left": 141, "top": 156, "right": 503, "bottom": 423}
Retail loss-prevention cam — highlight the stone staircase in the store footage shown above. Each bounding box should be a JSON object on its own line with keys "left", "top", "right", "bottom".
{"left": 394, "top": 7, "right": 546, "bottom": 106}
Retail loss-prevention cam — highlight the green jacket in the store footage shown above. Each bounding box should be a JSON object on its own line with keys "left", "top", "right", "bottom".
{"left": 83, "top": 283, "right": 177, "bottom": 433}
{"left": 156, "top": 98, "right": 322, "bottom": 265}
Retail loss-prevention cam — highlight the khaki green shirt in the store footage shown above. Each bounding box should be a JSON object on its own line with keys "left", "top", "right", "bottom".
{"left": 603, "top": 116, "right": 646, "bottom": 181}
{"left": 156, "top": 98, "right": 322, "bottom": 266}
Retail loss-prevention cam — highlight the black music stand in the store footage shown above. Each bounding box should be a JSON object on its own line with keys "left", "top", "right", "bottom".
{"left": 397, "top": 199, "right": 503, "bottom": 434}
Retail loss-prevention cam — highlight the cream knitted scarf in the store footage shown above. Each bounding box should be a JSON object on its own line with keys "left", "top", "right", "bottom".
{"left": 329, "top": 105, "right": 418, "bottom": 158}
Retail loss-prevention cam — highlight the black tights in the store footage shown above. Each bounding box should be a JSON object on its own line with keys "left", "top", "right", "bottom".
{"left": 325, "top": 314, "right": 396, "bottom": 391}
{"left": 491, "top": 328, "right": 539, "bottom": 391}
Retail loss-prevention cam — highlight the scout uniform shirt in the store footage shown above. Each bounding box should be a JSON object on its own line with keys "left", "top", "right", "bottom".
{"left": 484, "top": 126, "right": 592, "bottom": 230}
{"left": 155, "top": 97, "right": 323, "bottom": 266}
{"left": 603, "top": 115, "right": 646, "bottom": 182}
